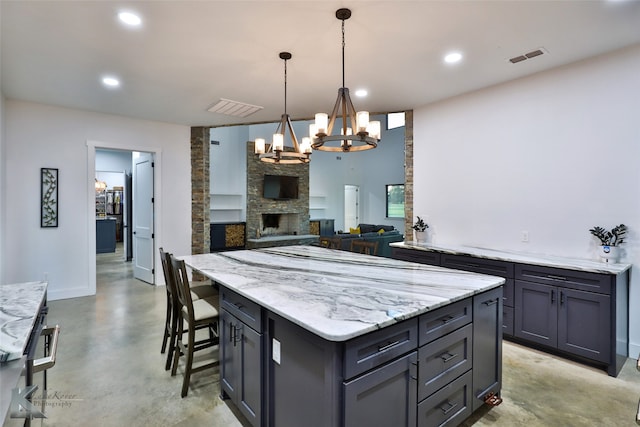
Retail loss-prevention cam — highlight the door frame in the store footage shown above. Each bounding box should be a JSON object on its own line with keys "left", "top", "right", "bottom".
{"left": 87, "top": 140, "right": 163, "bottom": 293}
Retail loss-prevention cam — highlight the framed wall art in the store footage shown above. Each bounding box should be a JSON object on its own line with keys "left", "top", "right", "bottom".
{"left": 41, "top": 168, "right": 59, "bottom": 227}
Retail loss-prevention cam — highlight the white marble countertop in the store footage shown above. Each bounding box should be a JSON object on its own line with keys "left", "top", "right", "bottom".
{"left": 179, "top": 245, "right": 504, "bottom": 341}
{"left": 391, "top": 242, "right": 631, "bottom": 275}
{"left": 0, "top": 281, "right": 48, "bottom": 363}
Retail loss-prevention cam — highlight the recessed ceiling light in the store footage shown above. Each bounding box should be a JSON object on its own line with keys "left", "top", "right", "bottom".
{"left": 355, "top": 89, "right": 368, "bottom": 97}
{"left": 102, "top": 77, "right": 120, "bottom": 88}
{"left": 444, "top": 52, "right": 463, "bottom": 64}
{"left": 118, "top": 11, "right": 142, "bottom": 27}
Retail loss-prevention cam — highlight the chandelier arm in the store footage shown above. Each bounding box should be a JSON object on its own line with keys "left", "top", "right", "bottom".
{"left": 325, "top": 89, "right": 343, "bottom": 136}
{"left": 344, "top": 89, "right": 359, "bottom": 135}
{"left": 284, "top": 114, "right": 301, "bottom": 152}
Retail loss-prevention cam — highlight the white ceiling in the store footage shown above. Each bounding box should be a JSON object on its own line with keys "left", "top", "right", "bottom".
{"left": 2, "top": 0, "right": 640, "bottom": 127}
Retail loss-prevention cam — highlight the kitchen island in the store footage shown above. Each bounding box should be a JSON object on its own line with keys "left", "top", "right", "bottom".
{"left": 0, "top": 281, "right": 48, "bottom": 425}
{"left": 180, "top": 245, "right": 505, "bottom": 427}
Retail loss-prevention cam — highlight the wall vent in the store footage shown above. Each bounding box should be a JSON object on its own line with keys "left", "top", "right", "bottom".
{"left": 207, "top": 98, "right": 263, "bottom": 117}
{"left": 508, "top": 48, "right": 547, "bottom": 64}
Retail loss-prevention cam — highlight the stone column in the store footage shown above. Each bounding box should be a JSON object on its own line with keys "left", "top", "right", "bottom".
{"left": 404, "top": 110, "right": 414, "bottom": 235}
{"left": 191, "top": 127, "right": 210, "bottom": 260}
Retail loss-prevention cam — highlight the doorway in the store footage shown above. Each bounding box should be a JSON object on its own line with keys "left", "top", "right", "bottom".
{"left": 88, "top": 141, "right": 162, "bottom": 295}
{"left": 344, "top": 185, "right": 359, "bottom": 230}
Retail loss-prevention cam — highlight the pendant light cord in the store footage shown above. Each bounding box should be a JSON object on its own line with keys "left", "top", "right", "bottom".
{"left": 283, "top": 57, "right": 288, "bottom": 115}
{"left": 341, "top": 18, "right": 346, "bottom": 89}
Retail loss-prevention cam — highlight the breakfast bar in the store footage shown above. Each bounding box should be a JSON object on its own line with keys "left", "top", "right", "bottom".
{"left": 181, "top": 245, "right": 505, "bottom": 427}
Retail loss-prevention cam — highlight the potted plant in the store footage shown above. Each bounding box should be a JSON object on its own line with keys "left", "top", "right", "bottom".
{"left": 589, "top": 224, "right": 627, "bottom": 263}
{"left": 412, "top": 216, "right": 429, "bottom": 243}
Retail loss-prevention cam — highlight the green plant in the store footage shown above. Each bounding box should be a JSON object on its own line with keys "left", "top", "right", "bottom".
{"left": 589, "top": 224, "right": 627, "bottom": 246}
{"left": 412, "top": 216, "right": 429, "bottom": 232}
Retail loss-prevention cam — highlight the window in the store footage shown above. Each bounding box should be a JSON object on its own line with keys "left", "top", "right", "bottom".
{"left": 387, "top": 112, "right": 405, "bottom": 130}
{"left": 386, "top": 184, "right": 404, "bottom": 218}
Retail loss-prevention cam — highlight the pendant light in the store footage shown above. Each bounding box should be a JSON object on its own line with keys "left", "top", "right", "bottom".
{"left": 311, "top": 8, "right": 381, "bottom": 152}
{"left": 254, "top": 52, "right": 311, "bottom": 164}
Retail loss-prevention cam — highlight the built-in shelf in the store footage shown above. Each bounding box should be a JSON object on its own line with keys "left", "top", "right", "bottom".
{"left": 309, "top": 195, "right": 327, "bottom": 210}
{"left": 210, "top": 193, "right": 243, "bottom": 211}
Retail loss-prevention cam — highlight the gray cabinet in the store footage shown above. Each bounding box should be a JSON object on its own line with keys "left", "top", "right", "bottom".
{"left": 391, "top": 246, "right": 629, "bottom": 376}
{"left": 344, "top": 351, "right": 418, "bottom": 427}
{"left": 472, "top": 286, "right": 503, "bottom": 411}
{"left": 310, "top": 218, "right": 335, "bottom": 237}
{"left": 220, "top": 289, "right": 263, "bottom": 426}
{"left": 515, "top": 264, "right": 612, "bottom": 366}
{"left": 265, "top": 288, "right": 501, "bottom": 427}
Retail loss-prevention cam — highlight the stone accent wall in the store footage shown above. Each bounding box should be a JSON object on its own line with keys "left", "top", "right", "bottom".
{"left": 404, "top": 110, "right": 414, "bottom": 235}
{"left": 191, "top": 127, "right": 210, "bottom": 256}
{"left": 246, "top": 141, "right": 310, "bottom": 242}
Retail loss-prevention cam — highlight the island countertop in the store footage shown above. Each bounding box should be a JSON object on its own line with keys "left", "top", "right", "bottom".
{"left": 179, "top": 245, "right": 504, "bottom": 341}
{"left": 0, "top": 281, "right": 48, "bottom": 363}
{"left": 391, "top": 241, "right": 631, "bottom": 275}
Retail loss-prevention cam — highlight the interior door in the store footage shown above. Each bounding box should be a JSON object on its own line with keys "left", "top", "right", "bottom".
{"left": 133, "top": 152, "right": 154, "bottom": 284}
{"left": 344, "top": 185, "right": 359, "bottom": 230}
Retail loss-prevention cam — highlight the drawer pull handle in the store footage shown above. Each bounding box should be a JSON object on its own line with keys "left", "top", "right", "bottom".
{"left": 547, "top": 274, "right": 567, "bottom": 281}
{"left": 439, "top": 352, "right": 458, "bottom": 363}
{"left": 440, "top": 401, "right": 458, "bottom": 415}
{"left": 377, "top": 341, "right": 400, "bottom": 352}
{"left": 441, "top": 315, "right": 455, "bottom": 324}
{"left": 482, "top": 299, "right": 498, "bottom": 306}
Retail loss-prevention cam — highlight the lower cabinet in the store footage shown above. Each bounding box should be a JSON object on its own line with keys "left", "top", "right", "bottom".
{"left": 220, "top": 290, "right": 263, "bottom": 426}
{"left": 515, "top": 279, "right": 611, "bottom": 364}
{"left": 344, "top": 352, "right": 418, "bottom": 427}
{"left": 264, "top": 289, "right": 501, "bottom": 427}
{"left": 392, "top": 246, "right": 629, "bottom": 377}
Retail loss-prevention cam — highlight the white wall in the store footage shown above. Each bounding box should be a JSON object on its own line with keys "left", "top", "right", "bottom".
{"left": 413, "top": 44, "right": 640, "bottom": 358}
{"left": 4, "top": 100, "right": 191, "bottom": 300}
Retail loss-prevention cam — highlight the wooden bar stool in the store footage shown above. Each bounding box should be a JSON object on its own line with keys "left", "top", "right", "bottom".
{"left": 159, "top": 248, "right": 217, "bottom": 371}
{"left": 170, "top": 255, "right": 220, "bottom": 397}
{"left": 350, "top": 240, "right": 379, "bottom": 256}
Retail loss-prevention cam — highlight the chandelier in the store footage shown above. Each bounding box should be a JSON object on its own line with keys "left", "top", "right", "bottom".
{"left": 311, "top": 8, "right": 381, "bottom": 152}
{"left": 254, "top": 52, "right": 311, "bottom": 164}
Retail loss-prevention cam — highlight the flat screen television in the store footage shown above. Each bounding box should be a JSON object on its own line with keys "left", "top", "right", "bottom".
{"left": 263, "top": 175, "right": 299, "bottom": 200}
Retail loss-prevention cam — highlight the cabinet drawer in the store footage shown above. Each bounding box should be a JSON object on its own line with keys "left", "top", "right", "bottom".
{"left": 344, "top": 319, "right": 418, "bottom": 379}
{"left": 418, "top": 298, "right": 472, "bottom": 346}
{"left": 391, "top": 248, "right": 441, "bottom": 266}
{"left": 417, "top": 370, "right": 472, "bottom": 427}
{"left": 503, "top": 306, "right": 514, "bottom": 337}
{"left": 418, "top": 324, "right": 472, "bottom": 402}
{"left": 441, "top": 254, "right": 514, "bottom": 278}
{"left": 221, "top": 287, "right": 262, "bottom": 332}
{"left": 515, "top": 264, "right": 612, "bottom": 295}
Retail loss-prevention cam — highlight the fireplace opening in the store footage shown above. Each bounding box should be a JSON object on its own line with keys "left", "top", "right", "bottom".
{"left": 263, "top": 214, "right": 280, "bottom": 229}
{"left": 260, "top": 213, "right": 300, "bottom": 236}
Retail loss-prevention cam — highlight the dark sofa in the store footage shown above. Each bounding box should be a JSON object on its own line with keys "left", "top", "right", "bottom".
{"left": 335, "top": 224, "right": 404, "bottom": 257}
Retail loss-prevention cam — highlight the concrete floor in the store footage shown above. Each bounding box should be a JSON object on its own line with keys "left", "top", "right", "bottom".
{"left": 9, "top": 245, "right": 640, "bottom": 426}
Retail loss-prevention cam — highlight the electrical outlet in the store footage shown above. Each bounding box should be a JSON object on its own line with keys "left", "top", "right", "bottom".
{"left": 521, "top": 231, "right": 529, "bottom": 243}
{"left": 272, "top": 338, "right": 281, "bottom": 364}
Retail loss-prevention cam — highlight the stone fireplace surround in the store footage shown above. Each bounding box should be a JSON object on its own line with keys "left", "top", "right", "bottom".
{"left": 245, "top": 142, "right": 313, "bottom": 248}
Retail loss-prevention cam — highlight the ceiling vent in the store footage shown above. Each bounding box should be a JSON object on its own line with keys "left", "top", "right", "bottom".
{"left": 207, "top": 98, "right": 263, "bottom": 117}
{"left": 508, "top": 48, "right": 547, "bottom": 64}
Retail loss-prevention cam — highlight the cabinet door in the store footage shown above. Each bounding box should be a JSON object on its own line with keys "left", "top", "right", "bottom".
{"left": 222, "top": 310, "right": 263, "bottom": 426}
{"left": 558, "top": 288, "right": 610, "bottom": 364}
{"left": 239, "top": 323, "right": 263, "bottom": 425}
{"left": 472, "top": 287, "right": 503, "bottom": 412}
{"left": 221, "top": 310, "right": 240, "bottom": 401}
{"left": 514, "top": 281, "right": 557, "bottom": 347}
{"left": 344, "top": 351, "right": 417, "bottom": 427}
